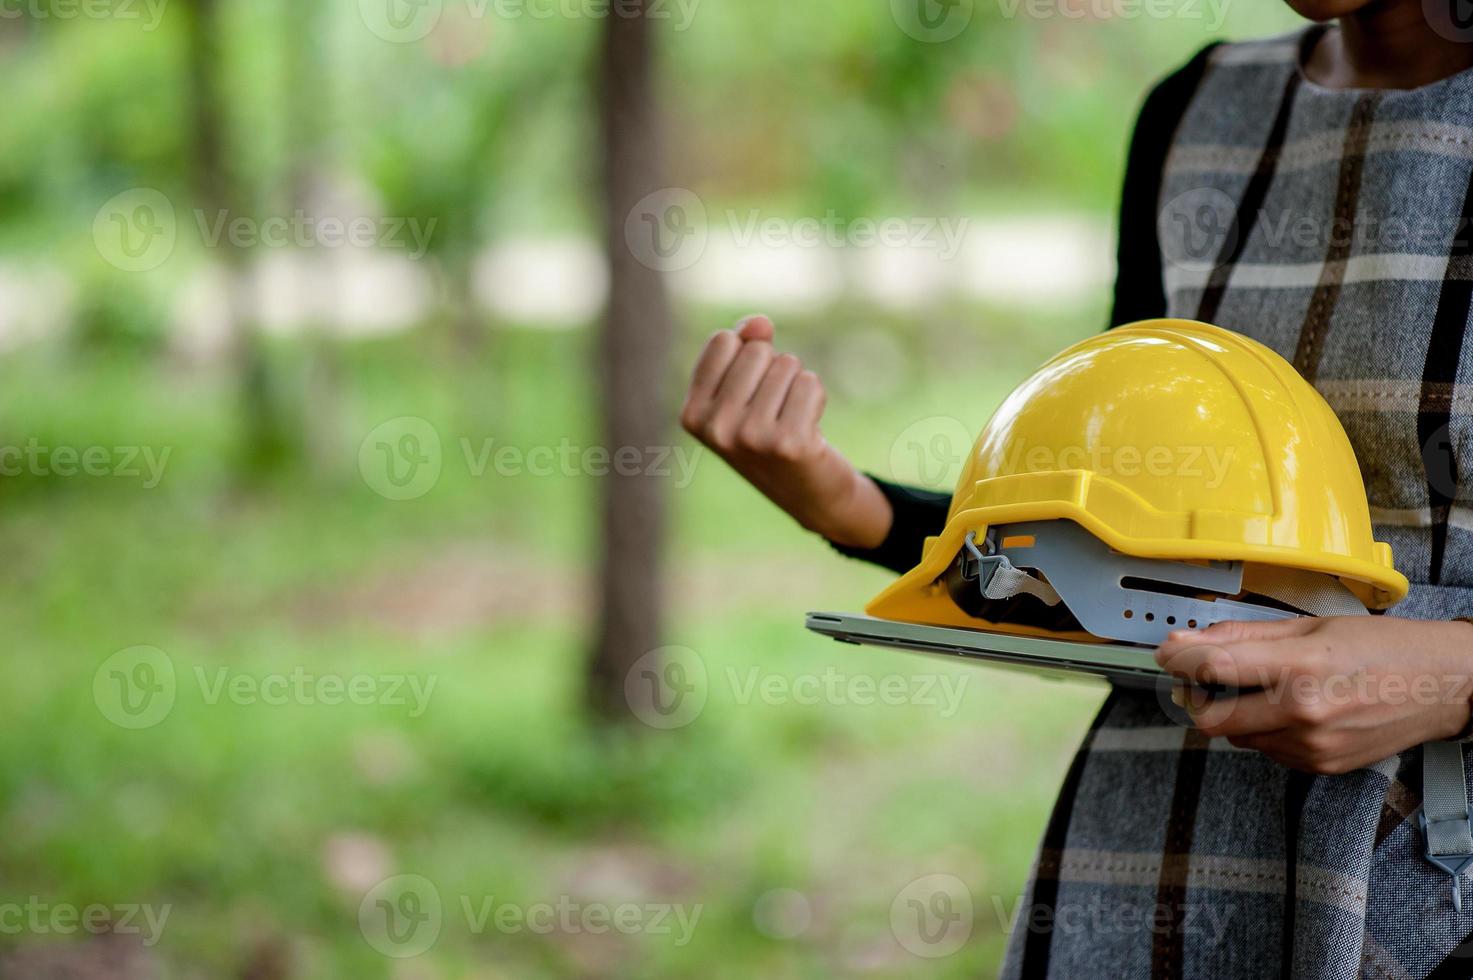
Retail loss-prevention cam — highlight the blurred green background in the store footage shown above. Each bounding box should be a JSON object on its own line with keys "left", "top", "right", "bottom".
{"left": 0, "top": 1, "right": 1302, "bottom": 977}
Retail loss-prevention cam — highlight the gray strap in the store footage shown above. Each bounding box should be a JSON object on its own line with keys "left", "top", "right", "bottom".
{"left": 960, "top": 531, "right": 1063, "bottom": 607}
{"left": 980, "top": 554, "right": 1062, "bottom": 607}
{"left": 1422, "top": 741, "right": 1473, "bottom": 911}
{"left": 1424, "top": 742, "right": 1473, "bottom": 856}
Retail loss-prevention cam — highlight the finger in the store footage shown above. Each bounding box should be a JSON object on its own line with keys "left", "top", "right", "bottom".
{"left": 1227, "top": 734, "right": 1348, "bottom": 775}
{"left": 1154, "top": 638, "right": 1301, "bottom": 689}
{"left": 710, "top": 340, "right": 775, "bottom": 411}
{"left": 1182, "top": 616, "right": 1317, "bottom": 647}
{"left": 737, "top": 314, "right": 775, "bottom": 344}
{"left": 1186, "top": 690, "right": 1291, "bottom": 738}
{"left": 778, "top": 370, "right": 826, "bottom": 432}
{"left": 685, "top": 330, "right": 743, "bottom": 413}
{"left": 748, "top": 353, "right": 802, "bottom": 421}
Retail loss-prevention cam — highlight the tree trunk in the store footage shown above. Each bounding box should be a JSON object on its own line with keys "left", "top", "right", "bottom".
{"left": 183, "top": 0, "right": 286, "bottom": 475}
{"left": 283, "top": 0, "right": 343, "bottom": 477}
{"left": 587, "top": 0, "right": 674, "bottom": 721}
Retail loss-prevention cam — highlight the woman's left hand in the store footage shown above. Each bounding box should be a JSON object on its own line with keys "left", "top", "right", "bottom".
{"left": 1155, "top": 617, "right": 1473, "bottom": 774}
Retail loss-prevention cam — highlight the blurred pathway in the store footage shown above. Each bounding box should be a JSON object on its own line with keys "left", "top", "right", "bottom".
{"left": 0, "top": 213, "right": 1112, "bottom": 353}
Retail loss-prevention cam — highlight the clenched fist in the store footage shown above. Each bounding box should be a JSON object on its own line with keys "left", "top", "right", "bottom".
{"left": 680, "top": 315, "right": 891, "bottom": 549}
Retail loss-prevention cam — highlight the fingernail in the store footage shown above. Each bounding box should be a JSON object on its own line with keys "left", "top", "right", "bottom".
{"left": 1171, "top": 686, "right": 1187, "bottom": 708}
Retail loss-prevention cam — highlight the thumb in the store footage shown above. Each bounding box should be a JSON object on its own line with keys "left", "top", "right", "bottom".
{"left": 736, "top": 314, "right": 775, "bottom": 343}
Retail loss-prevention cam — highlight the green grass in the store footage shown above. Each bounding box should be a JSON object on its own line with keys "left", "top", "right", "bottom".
{"left": 0, "top": 305, "right": 1106, "bottom": 978}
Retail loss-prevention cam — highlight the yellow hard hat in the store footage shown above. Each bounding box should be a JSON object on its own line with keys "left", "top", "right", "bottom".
{"left": 867, "top": 319, "right": 1408, "bottom": 645}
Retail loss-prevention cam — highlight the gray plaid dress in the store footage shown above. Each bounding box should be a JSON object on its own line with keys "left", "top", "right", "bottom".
{"left": 997, "top": 27, "right": 1473, "bottom": 980}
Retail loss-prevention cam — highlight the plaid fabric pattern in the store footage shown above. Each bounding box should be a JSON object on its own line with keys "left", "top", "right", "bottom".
{"left": 1000, "top": 30, "right": 1473, "bottom": 979}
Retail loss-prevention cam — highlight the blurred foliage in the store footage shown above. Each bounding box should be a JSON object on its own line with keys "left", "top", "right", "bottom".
{"left": 0, "top": 0, "right": 1301, "bottom": 244}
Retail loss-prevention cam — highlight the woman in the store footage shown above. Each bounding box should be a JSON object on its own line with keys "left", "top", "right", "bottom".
{"left": 681, "top": 3, "right": 1473, "bottom": 977}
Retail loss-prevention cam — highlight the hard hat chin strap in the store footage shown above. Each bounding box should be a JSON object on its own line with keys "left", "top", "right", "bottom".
{"left": 1421, "top": 742, "right": 1473, "bottom": 912}
{"left": 961, "top": 532, "right": 1062, "bottom": 607}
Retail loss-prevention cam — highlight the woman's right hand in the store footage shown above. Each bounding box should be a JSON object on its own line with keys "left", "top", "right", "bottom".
{"left": 679, "top": 314, "right": 892, "bottom": 550}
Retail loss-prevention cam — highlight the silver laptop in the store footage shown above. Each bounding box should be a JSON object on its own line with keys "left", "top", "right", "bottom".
{"left": 805, "top": 611, "right": 1166, "bottom": 689}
